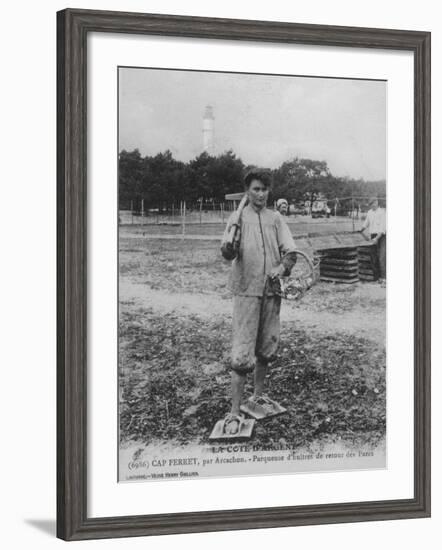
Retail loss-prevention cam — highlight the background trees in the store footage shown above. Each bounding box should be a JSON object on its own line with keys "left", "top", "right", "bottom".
{"left": 272, "top": 158, "right": 333, "bottom": 207}
{"left": 118, "top": 149, "right": 385, "bottom": 210}
{"left": 118, "top": 149, "right": 143, "bottom": 209}
{"left": 186, "top": 150, "right": 244, "bottom": 202}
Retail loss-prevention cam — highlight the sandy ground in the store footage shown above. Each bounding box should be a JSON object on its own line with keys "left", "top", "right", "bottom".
{"left": 120, "top": 280, "right": 386, "bottom": 347}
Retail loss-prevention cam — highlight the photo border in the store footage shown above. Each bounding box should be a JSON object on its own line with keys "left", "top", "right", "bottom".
{"left": 57, "top": 8, "right": 430, "bottom": 541}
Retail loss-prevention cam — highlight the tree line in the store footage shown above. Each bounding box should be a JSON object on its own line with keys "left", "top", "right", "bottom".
{"left": 119, "top": 148, "right": 386, "bottom": 212}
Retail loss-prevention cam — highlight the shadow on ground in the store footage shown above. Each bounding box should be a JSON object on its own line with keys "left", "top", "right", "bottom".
{"left": 25, "top": 519, "right": 56, "bottom": 537}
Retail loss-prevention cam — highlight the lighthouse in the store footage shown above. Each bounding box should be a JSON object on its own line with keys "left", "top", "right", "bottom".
{"left": 202, "top": 105, "right": 215, "bottom": 155}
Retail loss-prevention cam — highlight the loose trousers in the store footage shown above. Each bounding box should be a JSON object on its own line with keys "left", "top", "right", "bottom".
{"left": 231, "top": 293, "right": 281, "bottom": 374}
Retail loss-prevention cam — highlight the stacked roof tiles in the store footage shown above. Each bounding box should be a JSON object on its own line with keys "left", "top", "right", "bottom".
{"left": 293, "top": 232, "right": 379, "bottom": 284}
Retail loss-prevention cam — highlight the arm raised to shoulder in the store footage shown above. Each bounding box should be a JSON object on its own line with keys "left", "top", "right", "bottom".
{"left": 220, "top": 195, "right": 248, "bottom": 260}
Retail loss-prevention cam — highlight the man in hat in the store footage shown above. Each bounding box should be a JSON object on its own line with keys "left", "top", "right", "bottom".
{"left": 217, "top": 171, "right": 297, "bottom": 436}
{"left": 361, "top": 197, "right": 386, "bottom": 280}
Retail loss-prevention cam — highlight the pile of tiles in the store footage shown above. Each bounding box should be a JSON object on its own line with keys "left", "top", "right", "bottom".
{"left": 293, "top": 233, "right": 378, "bottom": 284}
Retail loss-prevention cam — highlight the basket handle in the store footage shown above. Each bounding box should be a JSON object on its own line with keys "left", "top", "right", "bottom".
{"left": 290, "top": 249, "right": 319, "bottom": 281}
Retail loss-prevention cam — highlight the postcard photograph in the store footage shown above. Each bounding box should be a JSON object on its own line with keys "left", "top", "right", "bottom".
{"left": 117, "top": 66, "right": 387, "bottom": 482}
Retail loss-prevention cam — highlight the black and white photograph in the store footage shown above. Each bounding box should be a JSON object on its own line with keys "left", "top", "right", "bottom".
{"left": 118, "top": 66, "right": 387, "bottom": 482}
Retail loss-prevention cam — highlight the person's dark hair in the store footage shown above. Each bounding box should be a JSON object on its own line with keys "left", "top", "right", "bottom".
{"left": 244, "top": 170, "right": 271, "bottom": 190}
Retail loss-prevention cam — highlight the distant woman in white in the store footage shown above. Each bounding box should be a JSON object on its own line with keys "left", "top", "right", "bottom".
{"left": 361, "top": 197, "right": 386, "bottom": 280}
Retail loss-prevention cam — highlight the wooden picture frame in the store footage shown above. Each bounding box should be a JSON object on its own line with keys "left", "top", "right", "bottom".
{"left": 57, "top": 8, "right": 431, "bottom": 541}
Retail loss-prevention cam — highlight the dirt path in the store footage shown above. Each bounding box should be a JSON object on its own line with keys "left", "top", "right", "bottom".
{"left": 120, "top": 280, "right": 385, "bottom": 346}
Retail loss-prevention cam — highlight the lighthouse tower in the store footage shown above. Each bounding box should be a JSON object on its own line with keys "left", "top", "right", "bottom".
{"left": 202, "top": 105, "right": 215, "bottom": 155}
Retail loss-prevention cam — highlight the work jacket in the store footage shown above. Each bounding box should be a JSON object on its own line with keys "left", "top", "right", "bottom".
{"left": 221, "top": 205, "right": 297, "bottom": 296}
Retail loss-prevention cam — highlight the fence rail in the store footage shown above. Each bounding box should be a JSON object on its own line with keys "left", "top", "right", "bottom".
{"left": 119, "top": 196, "right": 386, "bottom": 231}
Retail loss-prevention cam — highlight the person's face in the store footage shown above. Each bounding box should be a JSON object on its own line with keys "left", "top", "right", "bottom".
{"left": 371, "top": 200, "right": 379, "bottom": 210}
{"left": 247, "top": 179, "right": 269, "bottom": 209}
{"left": 279, "top": 203, "right": 288, "bottom": 215}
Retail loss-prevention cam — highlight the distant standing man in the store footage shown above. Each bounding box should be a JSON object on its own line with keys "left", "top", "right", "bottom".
{"left": 219, "top": 171, "right": 297, "bottom": 434}
{"left": 361, "top": 197, "right": 386, "bottom": 280}
{"left": 276, "top": 198, "right": 289, "bottom": 216}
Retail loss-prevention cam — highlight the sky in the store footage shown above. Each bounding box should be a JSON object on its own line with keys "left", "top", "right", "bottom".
{"left": 119, "top": 67, "right": 386, "bottom": 181}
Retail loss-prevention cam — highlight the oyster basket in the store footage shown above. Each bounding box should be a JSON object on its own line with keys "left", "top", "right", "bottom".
{"left": 276, "top": 249, "right": 320, "bottom": 301}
